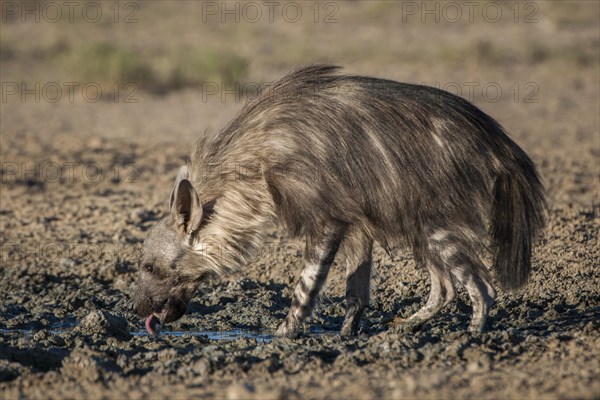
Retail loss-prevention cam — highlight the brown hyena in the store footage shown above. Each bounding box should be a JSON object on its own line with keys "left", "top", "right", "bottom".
{"left": 132, "top": 65, "right": 546, "bottom": 337}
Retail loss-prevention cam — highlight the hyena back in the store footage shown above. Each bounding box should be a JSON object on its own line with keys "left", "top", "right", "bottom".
{"left": 132, "top": 65, "right": 546, "bottom": 337}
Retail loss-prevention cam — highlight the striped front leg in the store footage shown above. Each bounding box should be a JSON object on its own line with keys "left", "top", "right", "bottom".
{"left": 276, "top": 231, "right": 342, "bottom": 338}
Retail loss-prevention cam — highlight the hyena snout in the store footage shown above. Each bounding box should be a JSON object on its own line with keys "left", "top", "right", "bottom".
{"left": 131, "top": 281, "right": 189, "bottom": 323}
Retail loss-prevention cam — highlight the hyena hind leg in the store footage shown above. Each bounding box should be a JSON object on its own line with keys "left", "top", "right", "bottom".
{"left": 449, "top": 260, "right": 496, "bottom": 333}
{"left": 275, "top": 228, "right": 342, "bottom": 338}
{"left": 429, "top": 230, "right": 496, "bottom": 332}
{"left": 400, "top": 260, "right": 456, "bottom": 327}
{"left": 339, "top": 228, "right": 373, "bottom": 337}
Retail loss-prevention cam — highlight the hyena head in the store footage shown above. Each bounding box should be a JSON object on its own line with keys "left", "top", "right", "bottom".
{"left": 132, "top": 166, "right": 209, "bottom": 324}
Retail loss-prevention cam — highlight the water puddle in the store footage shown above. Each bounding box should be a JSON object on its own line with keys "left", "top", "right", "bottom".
{"left": 1, "top": 326, "right": 335, "bottom": 343}
{"left": 131, "top": 329, "right": 275, "bottom": 342}
{"left": 1, "top": 328, "right": 70, "bottom": 336}
{"left": 138, "top": 326, "right": 337, "bottom": 342}
{"left": 1, "top": 328, "right": 273, "bottom": 342}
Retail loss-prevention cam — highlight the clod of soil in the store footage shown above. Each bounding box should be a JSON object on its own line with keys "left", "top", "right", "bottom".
{"left": 76, "top": 310, "right": 131, "bottom": 340}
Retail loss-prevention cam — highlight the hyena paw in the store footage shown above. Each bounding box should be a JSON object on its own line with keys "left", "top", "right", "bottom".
{"left": 468, "top": 319, "right": 486, "bottom": 334}
{"left": 340, "top": 322, "right": 358, "bottom": 338}
{"left": 275, "top": 319, "right": 301, "bottom": 338}
{"left": 390, "top": 315, "right": 425, "bottom": 333}
{"left": 340, "top": 304, "right": 364, "bottom": 337}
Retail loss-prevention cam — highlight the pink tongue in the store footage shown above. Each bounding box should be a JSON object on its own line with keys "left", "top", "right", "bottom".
{"left": 145, "top": 314, "right": 160, "bottom": 335}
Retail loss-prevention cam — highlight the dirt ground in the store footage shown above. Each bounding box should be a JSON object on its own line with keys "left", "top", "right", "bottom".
{"left": 1, "top": 1, "right": 599, "bottom": 399}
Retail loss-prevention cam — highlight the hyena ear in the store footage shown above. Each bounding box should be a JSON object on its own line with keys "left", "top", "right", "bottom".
{"left": 171, "top": 179, "right": 203, "bottom": 235}
{"left": 169, "top": 165, "right": 189, "bottom": 211}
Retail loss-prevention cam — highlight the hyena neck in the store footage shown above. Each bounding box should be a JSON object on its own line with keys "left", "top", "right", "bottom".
{"left": 191, "top": 177, "right": 276, "bottom": 276}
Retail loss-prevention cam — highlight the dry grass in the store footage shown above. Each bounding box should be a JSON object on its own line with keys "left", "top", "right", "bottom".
{"left": 56, "top": 42, "right": 249, "bottom": 94}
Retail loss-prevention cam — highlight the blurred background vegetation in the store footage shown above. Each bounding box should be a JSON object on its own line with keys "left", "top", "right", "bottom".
{"left": 1, "top": 0, "right": 598, "bottom": 97}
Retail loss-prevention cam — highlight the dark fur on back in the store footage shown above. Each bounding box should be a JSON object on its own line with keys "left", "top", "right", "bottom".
{"left": 190, "top": 65, "right": 546, "bottom": 290}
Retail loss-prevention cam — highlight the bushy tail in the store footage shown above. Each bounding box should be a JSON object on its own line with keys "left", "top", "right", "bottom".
{"left": 491, "top": 160, "right": 547, "bottom": 290}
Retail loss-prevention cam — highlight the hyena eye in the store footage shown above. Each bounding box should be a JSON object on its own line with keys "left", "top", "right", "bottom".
{"left": 143, "top": 264, "right": 154, "bottom": 273}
